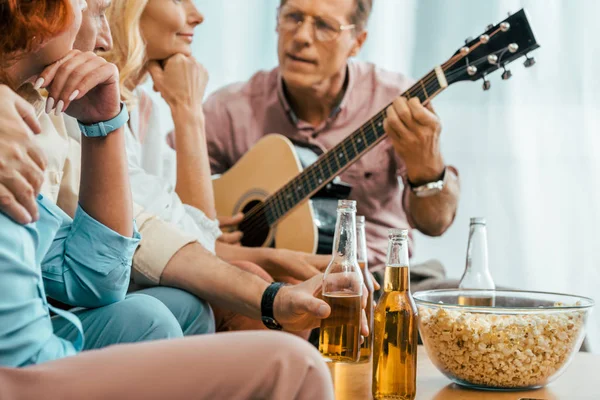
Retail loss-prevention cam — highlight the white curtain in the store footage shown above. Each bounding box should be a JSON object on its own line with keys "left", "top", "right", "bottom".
{"left": 179, "top": 0, "right": 600, "bottom": 350}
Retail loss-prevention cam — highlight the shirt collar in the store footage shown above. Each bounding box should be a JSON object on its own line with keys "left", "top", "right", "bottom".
{"left": 276, "top": 62, "right": 355, "bottom": 129}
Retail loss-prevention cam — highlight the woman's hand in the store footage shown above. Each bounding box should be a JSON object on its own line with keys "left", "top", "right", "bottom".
{"left": 0, "top": 85, "right": 46, "bottom": 224}
{"left": 147, "top": 54, "right": 208, "bottom": 113}
{"left": 37, "top": 50, "right": 121, "bottom": 124}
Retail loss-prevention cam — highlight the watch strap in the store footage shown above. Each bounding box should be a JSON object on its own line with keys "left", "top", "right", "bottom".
{"left": 408, "top": 167, "right": 447, "bottom": 197}
{"left": 78, "top": 102, "right": 129, "bottom": 138}
{"left": 261, "top": 282, "right": 286, "bottom": 330}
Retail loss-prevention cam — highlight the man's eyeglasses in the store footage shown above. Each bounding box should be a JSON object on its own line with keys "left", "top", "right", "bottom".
{"left": 277, "top": 6, "right": 355, "bottom": 42}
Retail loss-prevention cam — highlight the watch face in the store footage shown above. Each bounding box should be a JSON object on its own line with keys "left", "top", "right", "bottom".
{"left": 261, "top": 316, "right": 283, "bottom": 330}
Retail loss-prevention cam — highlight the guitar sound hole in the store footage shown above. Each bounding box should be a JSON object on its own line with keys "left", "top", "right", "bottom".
{"left": 239, "top": 200, "right": 271, "bottom": 248}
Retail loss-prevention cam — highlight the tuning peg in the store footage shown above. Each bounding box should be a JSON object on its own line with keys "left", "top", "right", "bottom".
{"left": 480, "top": 34, "right": 490, "bottom": 44}
{"left": 465, "top": 36, "right": 473, "bottom": 44}
{"left": 524, "top": 55, "right": 536, "bottom": 68}
{"left": 482, "top": 77, "right": 491, "bottom": 91}
{"left": 501, "top": 68, "right": 512, "bottom": 80}
{"left": 467, "top": 65, "right": 478, "bottom": 76}
{"left": 500, "top": 22, "right": 510, "bottom": 32}
{"left": 487, "top": 54, "right": 498, "bottom": 65}
{"left": 508, "top": 43, "right": 519, "bottom": 53}
{"left": 487, "top": 24, "right": 494, "bottom": 31}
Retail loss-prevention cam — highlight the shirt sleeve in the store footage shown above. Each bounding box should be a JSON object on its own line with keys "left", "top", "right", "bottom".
{"left": 0, "top": 210, "right": 78, "bottom": 367}
{"left": 131, "top": 203, "right": 198, "bottom": 286}
{"left": 40, "top": 197, "right": 141, "bottom": 308}
{"left": 203, "top": 92, "right": 234, "bottom": 175}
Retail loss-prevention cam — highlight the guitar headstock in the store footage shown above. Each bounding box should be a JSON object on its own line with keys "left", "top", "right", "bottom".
{"left": 443, "top": 9, "right": 540, "bottom": 90}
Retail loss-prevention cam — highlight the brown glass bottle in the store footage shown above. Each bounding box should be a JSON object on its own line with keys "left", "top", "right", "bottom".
{"left": 319, "top": 200, "right": 363, "bottom": 363}
{"left": 372, "top": 229, "right": 418, "bottom": 400}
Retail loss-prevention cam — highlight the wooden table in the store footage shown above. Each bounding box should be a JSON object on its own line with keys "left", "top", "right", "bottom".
{"left": 327, "top": 347, "right": 600, "bottom": 399}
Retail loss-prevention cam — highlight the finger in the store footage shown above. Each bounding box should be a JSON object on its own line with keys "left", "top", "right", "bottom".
{"left": 300, "top": 295, "right": 330, "bottom": 319}
{"left": 218, "top": 212, "right": 244, "bottom": 227}
{"left": 393, "top": 96, "right": 419, "bottom": 131}
{"left": 362, "top": 283, "right": 368, "bottom": 309}
{"left": 369, "top": 271, "right": 381, "bottom": 291}
{"left": 26, "top": 141, "right": 48, "bottom": 172}
{"left": 59, "top": 56, "right": 109, "bottom": 108}
{"left": 46, "top": 54, "right": 95, "bottom": 113}
{"left": 16, "top": 154, "right": 45, "bottom": 195}
{"left": 13, "top": 96, "right": 42, "bottom": 134}
{"left": 307, "top": 273, "right": 324, "bottom": 298}
{"left": 324, "top": 271, "right": 363, "bottom": 291}
{"left": 36, "top": 50, "right": 81, "bottom": 90}
{"left": 385, "top": 104, "right": 413, "bottom": 143}
{"left": 63, "top": 62, "right": 119, "bottom": 114}
{"left": 360, "top": 309, "right": 369, "bottom": 336}
{"left": 218, "top": 231, "right": 243, "bottom": 245}
{"left": 147, "top": 60, "right": 165, "bottom": 86}
{"left": 0, "top": 184, "right": 33, "bottom": 225}
{"left": 0, "top": 171, "right": 39, "bottom": 221}
{"left": 408, "top": 97, "right": 438, "bottom": 127}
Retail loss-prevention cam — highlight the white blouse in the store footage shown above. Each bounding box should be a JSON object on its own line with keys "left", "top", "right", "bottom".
{"left": 124, "top": 88, "right": 221, "bottom": 254}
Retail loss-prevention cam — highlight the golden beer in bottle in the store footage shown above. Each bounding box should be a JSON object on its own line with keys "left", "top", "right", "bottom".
{"left": 372, "top": 229, "right": 418, "bottom": 400}
{"left": 357, "top": 215, "right": 374, "bottom": 362}
{"left": 319, "top": 200, "right": 364, "bottom": 363}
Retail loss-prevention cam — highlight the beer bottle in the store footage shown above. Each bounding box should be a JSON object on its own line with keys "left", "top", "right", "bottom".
{"left": 372, "top": 229, "right": 418, "bottom": 399}
{"left": 319, "top": 200, "right": 363, "bottom": 363}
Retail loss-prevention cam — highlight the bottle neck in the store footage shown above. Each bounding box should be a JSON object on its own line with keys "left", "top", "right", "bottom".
{"left": 465, "top": 224, "right": 490, "bottom": 273}
{"left": 384, "top": 265, "right": 410, "bottom": 292}
{"left": 356, "top": 221, "right": 367, "bottom": 265}
{"left": 386, "top": 237, "right": 409, "bottom": 266}
{"left": 385, "top": 237, "right": 410, "bottom": 291}
{"left": 332, "top": 208, "right": 357, "bottom": 264}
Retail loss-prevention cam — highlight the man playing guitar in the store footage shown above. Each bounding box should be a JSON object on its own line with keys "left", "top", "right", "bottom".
{"left": 205, "top": 0, "right": 460, "bottom": 275}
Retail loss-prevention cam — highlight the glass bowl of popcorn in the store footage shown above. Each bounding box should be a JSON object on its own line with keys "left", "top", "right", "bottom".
{"left": 413, "top": 289, "right": 594, "bottom": 391}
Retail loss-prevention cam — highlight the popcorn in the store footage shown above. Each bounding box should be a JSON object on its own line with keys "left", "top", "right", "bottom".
{"left": 418, "top": 306, "right": 585, "bottom": 388}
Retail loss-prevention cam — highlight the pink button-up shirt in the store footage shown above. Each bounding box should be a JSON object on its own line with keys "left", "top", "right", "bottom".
{"left": 205, "top": 60, "right": 453, "bottom": 268}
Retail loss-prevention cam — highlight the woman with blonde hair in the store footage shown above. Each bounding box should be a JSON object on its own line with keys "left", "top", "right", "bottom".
{"left": 102, "top": 0, "right": 344, "bottom": 334}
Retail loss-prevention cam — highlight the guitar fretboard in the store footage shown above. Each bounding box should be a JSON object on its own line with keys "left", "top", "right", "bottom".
{"left": 261, "top": 68, "right": 444, "bottom": 225}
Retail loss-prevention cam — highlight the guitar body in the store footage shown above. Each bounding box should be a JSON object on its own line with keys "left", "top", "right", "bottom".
{"left": 213, "top": 134, "right": 318, "bottom": 253}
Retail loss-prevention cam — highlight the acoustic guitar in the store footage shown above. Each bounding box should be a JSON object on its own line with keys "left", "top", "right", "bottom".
{"left": 213, "top": 9, "right": 540, "bottom": 254}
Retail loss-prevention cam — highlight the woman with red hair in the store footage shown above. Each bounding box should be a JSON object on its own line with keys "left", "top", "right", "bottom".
{"left": 0, "top": 0, "right": 188, "bottom": 367}
{"left": 0, "top": 1, "right": 334, "bottom": 398}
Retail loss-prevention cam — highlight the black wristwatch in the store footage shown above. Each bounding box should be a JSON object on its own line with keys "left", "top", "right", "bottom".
{"left": 261, "top": 282, "right": 286, "bottom": 330}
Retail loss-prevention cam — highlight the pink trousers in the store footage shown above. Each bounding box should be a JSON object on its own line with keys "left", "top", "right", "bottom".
{"left": 0, "top": 331, "right": 334, "bottom": 400}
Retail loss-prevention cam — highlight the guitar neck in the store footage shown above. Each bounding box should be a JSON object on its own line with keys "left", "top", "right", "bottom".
{"left": 262, "top": 67, "right": 447, "bottom": 225}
